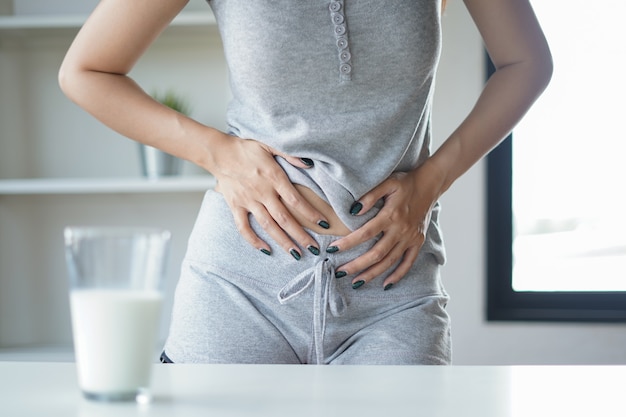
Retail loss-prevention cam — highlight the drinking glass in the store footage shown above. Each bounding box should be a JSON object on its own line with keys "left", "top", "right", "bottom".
{"left": 64, "top": 226, "right": 171, "bottom": 402}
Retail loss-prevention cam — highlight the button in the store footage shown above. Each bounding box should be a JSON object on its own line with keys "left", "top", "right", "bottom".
{"left": 339, "top": 50, "right": 351, "bottom": 63}
{"left": 334, "top": 24, "right": 346, "bottom": 36}
{"left": 340, "top": 63, "right": 352, "bottom": 74}
{"left": 336, "top": 37, "right": 348, "bottom": 50}
{"left": 329, "top": 2, "right": 342, "bottom": 13}
{"left": 332, "top": 13, "right": 344, "bottom": 25}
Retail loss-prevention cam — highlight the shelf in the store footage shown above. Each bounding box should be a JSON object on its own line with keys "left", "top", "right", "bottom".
{"left": 0, "top": 175, "right": 216, "bottom": 195}
{"left": 0, "top": 345, "right": 74, "bottom": 362}
{"left": 0, "top": 11, "right": 215, "bottom": 35}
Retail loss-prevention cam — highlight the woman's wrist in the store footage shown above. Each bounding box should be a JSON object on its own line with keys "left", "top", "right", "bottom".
{"left": 174, "top": 123, "right": 237, "bottom": 177}
{"left": 410, "top": 156, "right": 450, "bottom": 204}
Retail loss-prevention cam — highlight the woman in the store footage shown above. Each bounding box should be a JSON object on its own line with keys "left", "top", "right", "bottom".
{"left": 59, "top": 0, "right": 551, "bottom": 364}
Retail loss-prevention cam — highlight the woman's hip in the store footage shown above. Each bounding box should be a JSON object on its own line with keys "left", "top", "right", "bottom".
{"left": 182, "top": 189, "right": 446, "bottom": 300}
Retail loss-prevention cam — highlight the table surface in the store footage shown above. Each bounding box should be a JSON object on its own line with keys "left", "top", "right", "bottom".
{"left": 1, "top": 362, "right": 625, "bottom": 417}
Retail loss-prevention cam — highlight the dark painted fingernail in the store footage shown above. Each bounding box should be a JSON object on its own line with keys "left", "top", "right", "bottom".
{"left": 349, "top": 202, "right": 363, "bottom": 216}
{"left": 300, "top": 158, "right": 314, "bottom": 167}
{"left": 260, "top": 248, "right": 271, "bottom": 256}
{"left": 290, "top": 249, "right": 301, "bottom": 261}
{"left": 335, "top": 271, "right": 347, "bottom": 279}
{"left": 352, "top": 280, "right": 365, "bottom": 289}
{"left": 384, "top": 283, "right": 394, "bottom": 291}
{"left": 326, "top": 246, "right": 339, "bottom": 253}
{"left": 307, "top": 245, "right": 320, "bottom": 256}
{"left": 317, "top": 220, "right": 330, "bottom": 229}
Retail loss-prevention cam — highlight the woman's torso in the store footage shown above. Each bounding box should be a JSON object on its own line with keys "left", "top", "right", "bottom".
{"left": 208, "top": 0, "right": 445, "bottom": 258}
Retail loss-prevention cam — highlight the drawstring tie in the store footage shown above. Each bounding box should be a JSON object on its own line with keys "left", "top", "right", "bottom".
{"left": 277, "top": 258, "right": 346, "bottom": 364}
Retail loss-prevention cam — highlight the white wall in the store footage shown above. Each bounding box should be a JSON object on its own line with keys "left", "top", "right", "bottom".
{"left": 433, "top": 1, "right": 626, "bottom": 365}
{"left": 4, "top": 1, "right": 625, "bottom": 365}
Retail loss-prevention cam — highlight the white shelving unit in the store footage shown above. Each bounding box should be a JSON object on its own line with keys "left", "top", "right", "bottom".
{"left": 0, "top": 10, "right": 215, "bottom": 31}
{"left": 0, "top": 1, "right": 229, "bottom": 360}
{"left": 0, "top": 176, "right": 217, "bottom": 195}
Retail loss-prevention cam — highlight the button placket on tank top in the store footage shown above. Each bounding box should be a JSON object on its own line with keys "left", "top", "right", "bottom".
{"left": 328, "top": 1, "right": 353, "bottom": 81}
{"left": 277, "top": 258, "right": 347, "bottom": 364}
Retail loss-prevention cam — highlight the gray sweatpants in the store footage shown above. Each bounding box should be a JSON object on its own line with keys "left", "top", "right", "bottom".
{"left": 162, "top": 190, "right": 451, "bottom": 365}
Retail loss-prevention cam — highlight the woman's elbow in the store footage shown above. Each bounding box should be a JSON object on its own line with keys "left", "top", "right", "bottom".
{"left": 533, "top": 44, "right": 554, "bottom": 93}
{"left": 58, "top": 62, "right": 75, "bottom": 101}
{"left": 58, "top": 58, "right": 84, "bottom": 103}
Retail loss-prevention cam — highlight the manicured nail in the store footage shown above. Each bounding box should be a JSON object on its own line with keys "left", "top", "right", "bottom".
{"left": 300, "top": 158, "right": 314, "bottom": 167}
{"left": 352, "top": 280, "right": 365, "bottom": 289}
{"left": 290, "top": 249, "right": 301, "bottom": 261}
{"left": 317, "top": 220, "right": 330, "bottom": 229}
{"left": 384, "top": 283, "right": 394, "bottom": 291}
{"left": 335, "top": 271, "right": 347, "bottom": 279}
{"left": 308, "top": 245, "right": 320, "bottom": 256}
{"left": 350, "top": 202, "right": 363, "bottom": 216}
{"left": 326, "top": 246, "right": 339, "bottom": 253}
{"left": 260, "top": 248, "right": 271, "bottom": 256}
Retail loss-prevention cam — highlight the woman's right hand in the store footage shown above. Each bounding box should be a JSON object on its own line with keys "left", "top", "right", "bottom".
{"left": 209, "top": 132, "right": 328, "bottom": 259}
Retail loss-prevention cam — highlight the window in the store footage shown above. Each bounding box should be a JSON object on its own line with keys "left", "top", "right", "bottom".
{"left": 486, "top": 1, "right": 626, "bottom": 321}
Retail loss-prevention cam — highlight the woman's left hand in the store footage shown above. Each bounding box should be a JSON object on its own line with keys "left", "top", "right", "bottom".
{"left": 329, "top": 159, "right": 446, "bottom": 290}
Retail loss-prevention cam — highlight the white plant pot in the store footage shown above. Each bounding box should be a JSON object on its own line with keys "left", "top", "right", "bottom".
{"left": 138, "top": 144, "right": 182, "bottom": 179}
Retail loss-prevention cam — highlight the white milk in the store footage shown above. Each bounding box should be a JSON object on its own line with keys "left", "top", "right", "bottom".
{"left": 70, "top": 289, "right": 163, "bottom": 395}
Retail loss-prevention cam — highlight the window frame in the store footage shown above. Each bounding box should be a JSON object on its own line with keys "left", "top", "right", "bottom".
{"left": 485, "top": 56, "right": 626, "bottom": 322}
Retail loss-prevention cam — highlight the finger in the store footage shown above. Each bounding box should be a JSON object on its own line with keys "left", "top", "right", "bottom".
{"left": 285, "top": 155, "right": 316, "bottom": 169}
{"left": 248, "top": 204, "right": 309, "bottom": 260}
{"left": 350, "top": 178, "right": 396, "bottom": 215}
{"left": 231, "top": 207, "right": 272, "bottom": 255}
{"left": 264, "top": 200, "right": 321, "bottom": 258}
{"left": 266, "top": 145, "right": 315, "bottom": 170}
{"left": 327, "top": 216, "right": 387, "bottom": 253}
{"left": 354, "top": 242, "right": 404, "bottom": 285}
{"left": 349, "top": 242, "right": 415, "bottom": 290}
{"left": 381, "top": 246, "right": 421, "bottom": 291}
{"left": 334, "top": 233, "right": 398, "bottom": 280}
{"left": 276, "top": 181, "right": 331, "bottom": 231}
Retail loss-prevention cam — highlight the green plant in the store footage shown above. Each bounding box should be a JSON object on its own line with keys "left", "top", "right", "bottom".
{"left": 151, "top": 90, "right": 192, "bottom": 116}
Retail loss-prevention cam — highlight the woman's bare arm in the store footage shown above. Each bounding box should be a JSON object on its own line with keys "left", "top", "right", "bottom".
{"left": 59, "top": 0, "right": 329, "bottom": 258}
{"left": 430, "top": 0, "right": 553, "bottom": 191}
{"left": 329, "top": 0, "right": 553, "bottom": 289}
{"left": 58, "top": 0, "right": 220, "bottom": 167}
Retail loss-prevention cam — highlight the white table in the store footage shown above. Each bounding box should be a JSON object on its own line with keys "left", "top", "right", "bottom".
{"left": 0, "top": 362, "right": 624, "bottom": 416}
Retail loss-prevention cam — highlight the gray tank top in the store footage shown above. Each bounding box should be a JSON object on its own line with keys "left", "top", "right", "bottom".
{"left": 208, "top": 0, "right": 445, "bottom": 262}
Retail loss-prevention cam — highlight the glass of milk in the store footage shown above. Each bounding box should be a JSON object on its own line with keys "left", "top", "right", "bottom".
{"left": 64, "top": 226, "right": 171, "bottom": 402}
